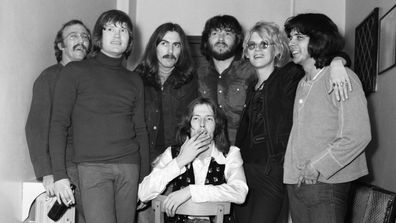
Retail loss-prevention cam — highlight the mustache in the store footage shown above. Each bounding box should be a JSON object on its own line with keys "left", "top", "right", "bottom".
{"left": 215, "top": 41, "right": 228, "bottom": 47}
{"left": 73, "top": 43, "right": 88, "bottom": 51}
{"left": 163, "top": 54, "right": 176, "bottom": 60}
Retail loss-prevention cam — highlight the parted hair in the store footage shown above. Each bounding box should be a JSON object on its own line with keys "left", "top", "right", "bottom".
{"left": 175, "top": 97, "right": 230, "bottom": 154}
{"left": 135, "top": 23, "right": 194, "bottom": 89}
{"left": 284, "top": 13, "right": 345, "bottom": 69}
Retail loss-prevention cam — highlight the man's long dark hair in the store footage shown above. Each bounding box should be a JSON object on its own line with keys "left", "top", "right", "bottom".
{"left": 175, "top": 97, "right": 230, "bottom": 154}
{"left": 200, "top": 15, "right": 244, "bottom": 61}
{"left": 54, "top": 20, "right": 91, "bottom": 62}
{"left": 90, "top": 9, "right": 134, "bottom": 58}
{"left": 135, "top": 23, "right": 194, "bottom": 89}
{"left": 284, "top": 13, "right": 345, "bottom": 69}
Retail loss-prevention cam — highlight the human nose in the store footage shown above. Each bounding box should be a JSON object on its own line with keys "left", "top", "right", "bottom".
{"left": 199, "top": 119, "right": 205, "bottom": 128}
{"left": 218, "top": 32, "right": 225, "bottom": 41}
{"left": 288, "top": 37, "right": 295, "bottom": 47}
{"left": 167, "top": 45, "right": 174, "bottom": 54}
{"left": 113, "top": 29, "right": 121, "bottom": 37}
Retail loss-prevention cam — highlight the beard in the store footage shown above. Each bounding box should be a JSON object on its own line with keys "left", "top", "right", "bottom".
{"left": 209, "top": 41, "right": 237, "bottom": 61}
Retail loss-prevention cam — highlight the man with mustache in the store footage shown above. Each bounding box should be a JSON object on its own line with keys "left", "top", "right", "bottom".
{"left": 134, "top": 22, "right": 198, "bottom": 223}
{"left": 135, "top": 22, "right": 198, "bottom": 167}
{"left": 198, "top": 15, "right": 352, "bottom": 145}
{"left": 49, "top": 10, "right": 149, "bottom": 223}
{"left": 25, "top": 19, "right": 90, "bottom": 223}
{"left": 198, "top": 15, "right": 250, "bottom": 145}
{"left": 135, "top": 23, "right": 198, "bottom": 222}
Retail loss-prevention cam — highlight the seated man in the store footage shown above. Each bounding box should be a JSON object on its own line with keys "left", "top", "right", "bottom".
{"left": 138, "top": 97, "right": 248, "bottom": 222}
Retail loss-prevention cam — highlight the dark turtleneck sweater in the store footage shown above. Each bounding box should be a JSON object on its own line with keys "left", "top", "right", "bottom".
{"left": 49, "top": 52, "right": 149, "bottom": 181}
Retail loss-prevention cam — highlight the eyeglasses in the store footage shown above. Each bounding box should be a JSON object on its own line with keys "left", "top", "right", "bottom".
{"left": 65, "top": 32, "right": 90, "bottom": 41}
{"left": 247, "top": 41, "right": 273, "bottom": 50}
{"left": 103, "top": 26, "right": 129, "bottom": 34}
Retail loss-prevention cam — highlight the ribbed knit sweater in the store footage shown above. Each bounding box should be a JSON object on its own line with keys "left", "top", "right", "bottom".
{"left": 49, "top": 52, "right": 149, "bottom": 181}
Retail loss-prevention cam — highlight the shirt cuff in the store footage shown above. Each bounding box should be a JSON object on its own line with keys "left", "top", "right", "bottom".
{"left": 189, "top": 185, "right": 207, "bottom": 203}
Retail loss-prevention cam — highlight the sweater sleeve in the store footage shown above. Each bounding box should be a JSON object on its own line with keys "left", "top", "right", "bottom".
{"left": 133, "top": 74, "right": 150, "bottom": 180}
{"left": 49, "top": 65, "right": 77, "bottom": 181}
{"left": 25, "top": 71, "right": 53, "bottom": 178}
{"left": 311, "top": 71, "right": 371, "bottom": 179}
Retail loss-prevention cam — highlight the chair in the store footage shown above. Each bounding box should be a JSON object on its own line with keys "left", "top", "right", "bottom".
{"left": 152, "top": 195, "right": 231, "bottom": 223}
{"left": 346, "top": 182, "right": 396, "bottom": 223}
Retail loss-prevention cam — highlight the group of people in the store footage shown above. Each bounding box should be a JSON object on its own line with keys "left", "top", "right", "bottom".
{"left": 26, "top": 8, "right": 371, "bottom": 223}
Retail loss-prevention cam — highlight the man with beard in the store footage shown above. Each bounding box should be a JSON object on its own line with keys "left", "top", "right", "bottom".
{"left": 198, "top": 15, "right": 253, "bottom": 144}
{"left": 134, "top": 22, "right": 198, "bottom": 223}
{"left": 198, "top": 15, "right": 352, "bottom": 145}
{"left": 25, "top": 19, "right": 90, "bottom": 223}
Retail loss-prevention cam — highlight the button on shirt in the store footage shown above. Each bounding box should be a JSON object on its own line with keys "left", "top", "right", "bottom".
{"left": 284, "top": 67, "right": 371, "bottom": 184}
{"left": 197, "top": 60, "right": 255, "bottom": 144}
{"left": 138, "top": 144, "right": 248, "bottom": 204}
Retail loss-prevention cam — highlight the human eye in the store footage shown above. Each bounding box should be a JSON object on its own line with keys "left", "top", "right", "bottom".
{"left": 206, "top": 116, "right": 214, "bottom": 122}
{"left": 159, "top": 40, "right": 168, "bottom": 46}
{"left": 260, "top": 41, "right": 270, "bottom": 49}
{"left": 210, "top": 31, "right": 218, "bottom": 37}
{"left": 69, "top": 33, "right": 78, "bottom": 40}
{"left": 120, "top": 28, "right": 128, "bottom": 33}
{"left": 81, "top": 34, "right": 90, "bottom": 40}
{"left": 173, "top": 42, "right": 181, "bottom": 48}
{"left": 104, "top": 26, "right": 113, "bottom": 32}
{"left": 191, "top": 116, "right": 199, "bottom": 121}
{"left": 296, "top": 34, "right": 305, "bottom": 40}
{"left": 247, "top": 42, "right": 256, "bottom": 50}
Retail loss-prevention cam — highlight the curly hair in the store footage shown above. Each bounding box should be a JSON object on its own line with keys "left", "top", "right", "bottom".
{"left": 54, "top": 20, "right": 91, "bottom": 63}
{"left": 243, "top": 21, "right": 290, "bottom": 67}
{"left": 284, "top": 13, "right": 344, "bottom": 69}
{"left": 175, "top": 97, "right": 230, "bottom": 154}
{"left": 200, "top": 15, "right": 244, "bottom": 61}
{"left": 135, "top": 23, "right": 194, "bottom": 89}
{"left": 90, "top": 9, "right": 134, "bottom": 58}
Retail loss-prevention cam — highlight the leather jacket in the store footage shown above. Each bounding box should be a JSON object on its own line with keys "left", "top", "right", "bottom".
{"left": 235, "top": 62, "right": 304, "bottom": 170}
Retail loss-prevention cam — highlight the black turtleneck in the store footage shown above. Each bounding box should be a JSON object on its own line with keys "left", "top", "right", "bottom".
{"left": 49, "top": 52, "right": 149, "bottom": 181}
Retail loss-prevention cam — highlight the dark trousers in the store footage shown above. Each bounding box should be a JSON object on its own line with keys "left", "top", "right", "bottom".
{"left": 287, "top": 182, "right": 351, "bottom": 223}
{"left": 78, "top": 163, "right": 139, "bottom": 223}
{"left": 234, "top": 164, "right": 286, "bottom": 223}
{"left": 67, "top": 165, "right": 85, "bottom": 223}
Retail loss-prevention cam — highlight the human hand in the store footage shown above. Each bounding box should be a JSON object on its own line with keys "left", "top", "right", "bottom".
{"left": 328, "top": 59, "right": 352, "bottom": 101}
{"left": 54, "top": 178, "right": 74, "bottom": 206}
{"left": 42, "top": 175, "right": 55, "bottom": 197}
{"left": 297, "top": 161, "right": 319, "bottom": 187}
{"left": 176, "top": 130, "right": 211, "bottom": 168}
{"left": 163, "top": 187, "right": 191, "bottom": 217}
{"left": 136, "top": 199, "right": 148, "bottom": 211}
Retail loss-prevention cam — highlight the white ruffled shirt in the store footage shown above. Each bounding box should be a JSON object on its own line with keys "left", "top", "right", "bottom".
{"left": 138, "top": 144, "right": 248, "bottom": 204}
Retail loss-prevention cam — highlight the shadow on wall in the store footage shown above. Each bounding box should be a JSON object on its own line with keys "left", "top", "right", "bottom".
{"left": 360, "top": 97, "right": 378, "bottom": 183}
{"left": 127, "top": 23, "right": 142, "bottom": 70}
{"left": 0, "top": 190, "right": 17, "bottom": 222}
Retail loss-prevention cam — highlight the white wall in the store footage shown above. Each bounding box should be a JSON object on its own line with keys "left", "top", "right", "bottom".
{"left": 294, "top": 0, "right": 345, "bottom": 35}
{"left": 129, "top": 0, "right": 348, "bottom": 69}
{"left": 129, "top": 0, "right": 292, "bottom": 68}
{"left": 0, "top": 1, "right": 116, "bottom": 222}
{"left": 345, "top": 0, "right": 396, "bottom": 192}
